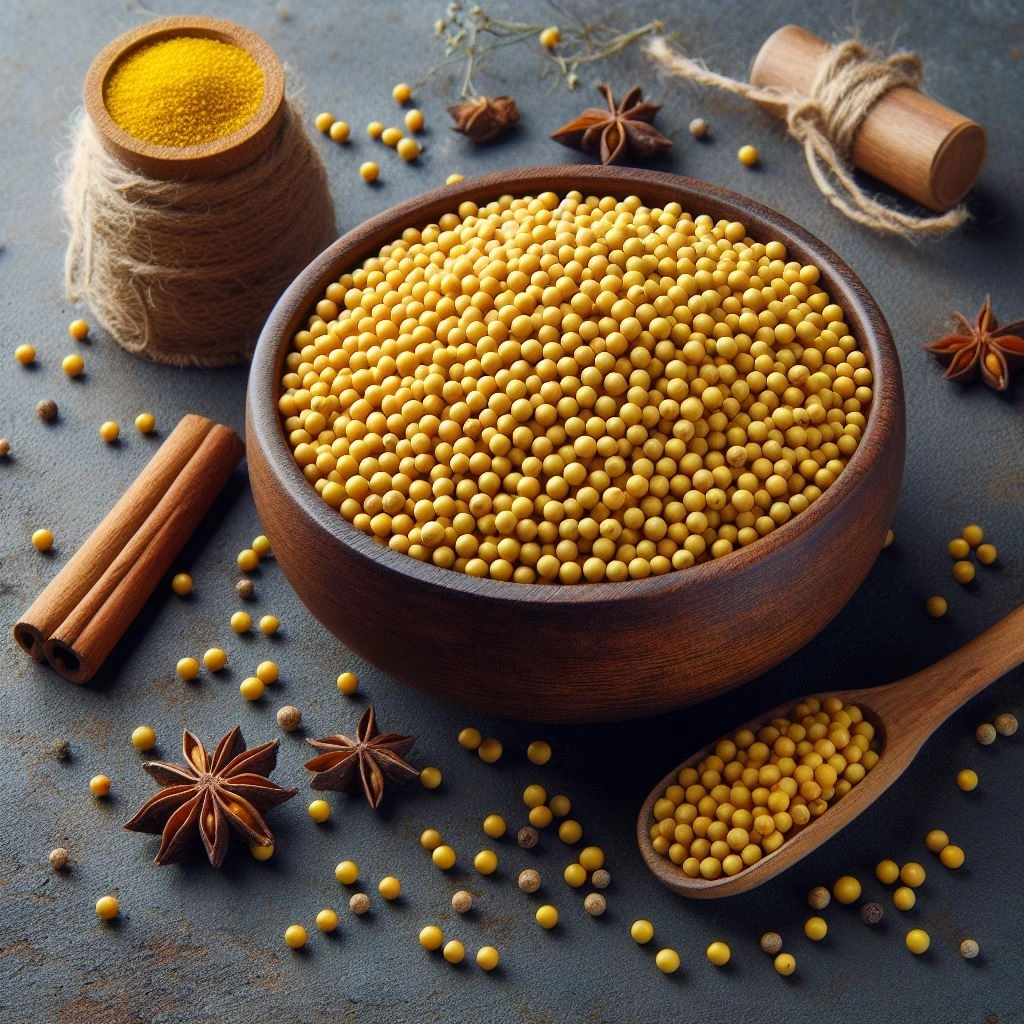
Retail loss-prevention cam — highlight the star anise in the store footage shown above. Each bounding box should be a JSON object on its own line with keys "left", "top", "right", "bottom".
{"left": 550, "top": 83, "right": 672, "bottom": 166}
{"left": 304, "top": 705, "right": 419, "bottom": 809}
{"left": 922, "top": 296, "right": 1024, "bottom": 392}
{"left": 448, "top": 95, "right": 519, "bottom": 143}
{"left": 124, "top": 727, "right": 297, "bottom": 868}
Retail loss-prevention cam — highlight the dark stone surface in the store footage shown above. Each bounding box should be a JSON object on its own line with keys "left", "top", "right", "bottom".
{"left": 1, "top": 1, "right": 1021, "bottom": 1021}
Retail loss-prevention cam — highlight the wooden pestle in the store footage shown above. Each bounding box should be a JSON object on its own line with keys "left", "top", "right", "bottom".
{"left": 749, "top": 25, "right": 986, "bottom": 211}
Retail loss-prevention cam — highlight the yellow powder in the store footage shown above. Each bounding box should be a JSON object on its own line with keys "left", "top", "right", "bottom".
{"left": 104, "top": 35, "right": 264, "bottom": 147}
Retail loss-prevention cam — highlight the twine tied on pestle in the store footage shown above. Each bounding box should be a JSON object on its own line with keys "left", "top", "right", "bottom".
{"left": 647, "top": 36, "right": 971, "bottom": 240}
{"left": 63, "top": 100, "right": 337, "bottom": 367}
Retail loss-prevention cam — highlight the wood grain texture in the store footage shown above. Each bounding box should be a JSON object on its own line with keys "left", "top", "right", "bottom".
{"left": 750, "top": 25, "right": 986, "bottom": 210}
{"left": 83, "top": 15, "right": 285, "bottom": 181}
{"left": 637, "top": 605, "right": 1024, "bottom": 896}
{"left": 246, "top": 165, "right": 906, "bottom": 723}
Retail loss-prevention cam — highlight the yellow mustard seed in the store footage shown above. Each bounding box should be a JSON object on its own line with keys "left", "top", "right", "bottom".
{"left": 833, "top": 875, "right": 861, "bottom": 904}
{"left": 95, "top": 895, "right": 120, "bottom": 920}
{"left": 962, "top": 524, "right": 984, "bottom": 547}
{"left": 893, "top": 886, "right": 916, "bottom": 911}
{"left": 176, "top": 656, "right": 200, "bottom": 681}
{"left": 432, "top": 845, "right": 457, "bottom": 870}
{"left": 804, "top": 916, "right": 827, "bottom": 941}
{"left": 378, "top": 876, "right": 401, "bottom": 900}
{"left": 558, "top": 819, "right": 583, "bottom": 845}
{"left": 336, "top": 671, "right": 359, "bottom": 695}
{"left": 952, "top": 560, "right": 975, "bottom": 584}
{"left": 905, "top": 928, "right": 930, "bottom": 954}
{"left": 443, "top": 939, "right": 465, "bottom": 964}
{"left": 171, "top": 572, "right": 192, "bottom": 596}
{"left": 237, "top": 548, "right": 259, "bottom": 572}
{"left": 458, "top": 727, "right": 482, "bottom": 750}
{"left": 774, "top": 952, "right": 796, "bottom": 976}
{"left": 32, "top": 528, "right": 54, "bottom": 552}
{"left": 420, "top": 766, "right": 442, "bottom": 789}
{"left": 230, "top": 610, "right": 252, "bottom": 633}
{"left": 89, "top": 774, "right": 111, "bottom": 796}
{"left": 315, "top": 112, "right": 334, "bottom": 133}
{"left": 256, "top": 660, "right": 278, "bottom": 683}
{"left": 404, "top": 109, "right": 425, "bottom": 133}
{"left": 329, "top": 120, "right": 351, "bottom": 143}
{"left": 631, "top": 919, "right": 654, "bottom": 944}
{"left": 420, "top": 829, "right": 442, "bottom": 851}
{"left": 359, "top": 161, "right": 380, "bottom": 182}
{"left": 367, "top": 122, "right": 384, "bottom": 139}
{"left": 925, "top": 829, "right": 949, "bottom": 853}
{"left": 483, "top": 814, "right": 507, "bottom": 839}
{"left": 947, "top": 537, "right": 970, "bottom": 559}
{"left": 281, "top": 193, "right": 868, "bottom": 587}
{"left": 69, "top": 319, "right": 89, "bottom": 341}
{"left": 535, "top": 904, "right": 559, "bottom": 929}
{"left": 527, "top": 740, "right": 552, "bottom": 765}
{"left": 539, "top": 26, "right": 561, "bottom": 48}
{"left": 397, "top": 137, "right": 421, "bottom": 161}
{"left": 259, "top": 614, "right": 280, "bottom": 635}
{"left": 135, "top": 412, "right": 156, "bottom": 434}
{"left": 706, "top": 941, "right": 731, "bottom": 966}
{"left": 105, "top": 37, "right": 264, "bottom": 147}
{"left": 381, "top": 126, "right": 403, "bottom": 148}
{"left": 474, "top": 850, "right": 498, "bottom": 875}
{"left": 549, "top": 794, "right": 571, "bottom": 817}
{"left": 335, "top": 859, "right": 359, "bottom": 884}
{"left": 956, "top": 768, "right": 978, "bottom": 792}
{"left": 315, "top": 909, "right": 339, "bottom": 933}
{"left": 994, "top": 713, "right": 1018, "bottom": 736}
{"left": 445, "top": 172, "right": 464, "bottom": 184}
{"left": 738, "top": 145, "right": 759, "bottom": 166}
{"left": 655, "top": 948, "right": 680, "bottom": 974}
{"left": 901, "top": 861, "right": 926, "bottom": 887}
{"left": 62, "top": 353, "right": 85, "bottom": 377}
{"left": 939, "top": 844, "right": 965, "bottom": 869}
{"left": 976, "top": 543, "right": 997, "bottom": 565}
{"left": 284, "top": 924, "right": 307, "bottom": 949}
{"left": 250, "top": 842, "right": 274, "bottom": 861}
{"left": 99, "top": 421, "right": 120, "bottom": 443}
{"left": 476, "top": 945, "right": 500, "bottom": 970}
{"left": 419, "top": 924, "right": 444, "bottom": 950}
{"left": 529, "top": 805, "right": 554, "bottom": 829}
{"left": 523, "top": 784, "right": 548, "bottom": 808}
{"left": 203, "top": 648, "right": 228, "bottom": 672}
{"left": 876, "top": 859, "right": 900, "bottom": 885}
{"left": 563, "top": 863, "right": 587, "bottom": 888}
{"left": 926, "top": 596, "right": 948, "bottom": 618}
{"left": 392, "top": 82, "right": 413, "bottom": 104}
{"left": 578, "top": 846, "right": 605, "bottom": 872}
{"left": 882, "top": 528, "right": 895, "bottom": 548}
{"left": 251, "top": 535, "right": 272, "bottom": 558}
{"left": 477, "top": 738, "right": 503, "bottom": 763}
{"left": 14, "top": 344, "right": 36, "bottom": 365}
{"left": 240, "top": 677, "right": 264, "bottom": 701}
{"left": 131, "top": 725, "right": 156, "bottom": 751}
{"left": 308, "top": 799, "right": 331, "bottom": 823}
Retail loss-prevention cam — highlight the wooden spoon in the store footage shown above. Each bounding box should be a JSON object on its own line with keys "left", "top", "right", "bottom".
{"left": 637, "top": 606, "right": 1024, "bottom": 898}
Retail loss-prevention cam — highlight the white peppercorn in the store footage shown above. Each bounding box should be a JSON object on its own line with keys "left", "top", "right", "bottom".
{"left": 276, "top": 706, "right": 302, "bottom": 732}
{"left": 808, "top": 885, "right": 831, "bottom": 910}
{"left": 994, "top": 713, "right": 1018, "bottom": 736}
{"left": 583, "top": 892, "right": 606, "bottom": 917}
{"left": 760, "top": 931, "right": 783, "bottom": 955}
{"left": 349, "top": 892, "right": 371, "bottom": 915}
{"left": 975, "top": 723, "right": 997, "bottom": 745}
{"left": 960, "top": 938, "right": 980, "bottom": 959}
{"left": 518, "top": 868, "right": 541, "bottom": 894}
{"left": 451, "top": 890, "right": 473, "bottom": 913}
{"left": 49, "top": 848, "right": 70, "bottom": 871}
{"left": 236, "top": 578, "right": 255, "bottom": 600}
{"left": 591, "top": 869, "right": 611, "bottom": 889}
{"left": 37, "top": 399, "right": 58, "bottom": 422}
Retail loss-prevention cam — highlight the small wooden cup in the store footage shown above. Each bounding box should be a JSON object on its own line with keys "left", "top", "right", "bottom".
{"left": 83, "top": 15, "right": 285, "bottom": 181}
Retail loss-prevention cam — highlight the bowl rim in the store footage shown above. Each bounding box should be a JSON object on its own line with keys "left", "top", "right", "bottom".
{"left": 248, "top": 164, "right": 902, "bottom": 608}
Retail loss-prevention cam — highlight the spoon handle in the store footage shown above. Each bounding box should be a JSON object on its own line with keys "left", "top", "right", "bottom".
{"left": 845, "top": 605, "right": 1024, "bottom": 763}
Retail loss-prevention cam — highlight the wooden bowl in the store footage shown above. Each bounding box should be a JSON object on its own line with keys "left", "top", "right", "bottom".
{"left": 247, "top": 166, "right": 905, "bottom": 723}
{"left": 84, "top": 16, "right": 285, "bottom": 180}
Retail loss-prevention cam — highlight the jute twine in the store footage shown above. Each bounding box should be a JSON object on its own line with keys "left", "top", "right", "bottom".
{"left": 647, "top": 37, "right": 969, "bottom": 240}
{"left": 63, "top": 100, "right": 337, "bottom": 367}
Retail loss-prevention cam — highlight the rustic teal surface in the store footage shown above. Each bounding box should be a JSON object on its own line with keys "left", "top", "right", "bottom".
{"left": 0, "top": 1, "right": 1021, "bottom": 1022}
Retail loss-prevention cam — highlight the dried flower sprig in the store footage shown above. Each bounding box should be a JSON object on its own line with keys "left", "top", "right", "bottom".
{"left": 428, "top": 2, "right": 664, "bottom": 97}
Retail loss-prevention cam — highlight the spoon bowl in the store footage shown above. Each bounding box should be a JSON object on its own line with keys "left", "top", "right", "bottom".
{"left": 638, "top": 605, "right": 1024, "bottom": 897}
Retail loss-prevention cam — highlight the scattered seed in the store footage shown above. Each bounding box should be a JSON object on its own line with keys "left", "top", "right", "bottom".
{"left": 276, "top": 706, "right": 302, "bottom": 732}
{"left": 688, "top": 117, "right": 708, "bottom": 138}
{"left": 518, "top": 868, "right": 541, "bottom": 893}
{"left": 584, "top": 892, "right": 607, "bottom": 917}
{"left": 760, "top": 931, "right": 783, "bottom": 955}
{"left": 860, "top": 901, "right": 884, "bottom": 925}
{"left": 517, "top": 826, "right": 539, "bottom": 849}
{"left": 49, "top": 847, "right": 70, "bottom": 870}
{"left": 451, "top": 890, "right": 473, "bottom": 914}
{"left": 37, "top": 399, "right": 58, "bottom": 422}
{"left": 994, "top": 713, "right": 1018, "bottom": 736}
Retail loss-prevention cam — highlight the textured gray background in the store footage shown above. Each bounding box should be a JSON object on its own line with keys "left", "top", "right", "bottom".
{"left": 1, "top": 1, "right": 1022, "bottom": 1022}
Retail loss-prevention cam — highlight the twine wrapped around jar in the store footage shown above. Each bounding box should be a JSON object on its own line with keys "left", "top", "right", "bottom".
{"left": 63, "top": 99, "right": 336, "bottom": 367}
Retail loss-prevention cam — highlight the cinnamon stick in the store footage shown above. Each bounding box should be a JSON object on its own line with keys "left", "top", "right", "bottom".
{"left": 14, "top": 415, "right": 244, "bottom": 684}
